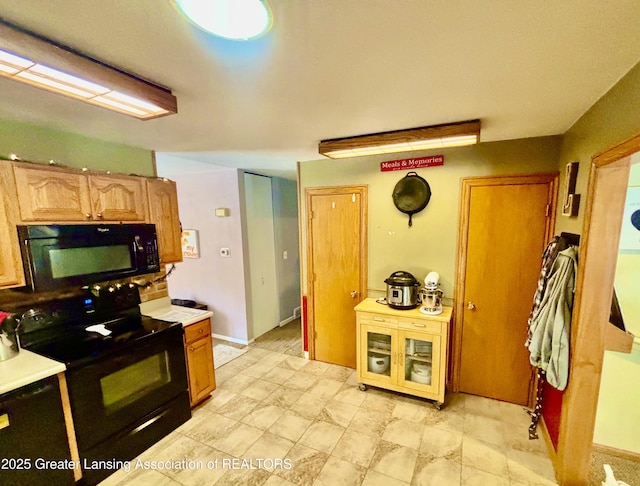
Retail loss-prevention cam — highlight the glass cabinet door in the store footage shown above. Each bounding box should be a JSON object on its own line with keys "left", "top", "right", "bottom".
{"left": 399, "top": 330, "right": 440, "bottom": 392}
{"left": 361, "top": 325, "right": 397, "bottom": 384}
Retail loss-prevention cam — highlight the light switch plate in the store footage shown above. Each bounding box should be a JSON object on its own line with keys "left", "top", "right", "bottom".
{"left": 220, "top": 248, "right": 230, "bottom": 257}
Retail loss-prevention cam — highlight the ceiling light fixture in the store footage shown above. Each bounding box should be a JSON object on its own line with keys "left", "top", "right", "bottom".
{"left": 173, "top": 0, "right": 273, "bottom": 41}
{"left": 0, "top": 20, "right": 177, "bottom": 120}
{"left": 319, "top": 120, "right": 481, "bottom": 159}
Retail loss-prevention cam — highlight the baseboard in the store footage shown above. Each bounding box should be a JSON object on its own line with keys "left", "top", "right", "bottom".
{"left": 279, "top": 308, "right": 302, "bottom": 327}
{"left": 211, "top": 333, "right": 250, "bottom": 346}
{"left": 294, "top": 306, "right": 301, "bottom": 318}
{"left": 279, "top": 315, "right": 296, "bottom": 327}
{"left": 304, "top": 351, "right": 309, "bottom": 360}
{"left": 593, "top": 442, "right": 640, "bottom": 462}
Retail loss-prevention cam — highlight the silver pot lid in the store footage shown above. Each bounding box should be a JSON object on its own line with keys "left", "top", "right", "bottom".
{"left": 384, "top": 270, "right": 420, "bottom": 286}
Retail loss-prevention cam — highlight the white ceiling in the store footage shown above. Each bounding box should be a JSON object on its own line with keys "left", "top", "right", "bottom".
{"left": 1, "top": 1, "right": 640, "bottom": 180}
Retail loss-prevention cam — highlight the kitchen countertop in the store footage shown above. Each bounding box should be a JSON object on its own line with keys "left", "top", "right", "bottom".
{"left": 0, "top": 350, "right": 66, "bottom": 395}
{"left": 140, "top": 297, "right": 213, "bottom": 327}
{"left": 355, "top": 297, "right": 453, "bottom": 322}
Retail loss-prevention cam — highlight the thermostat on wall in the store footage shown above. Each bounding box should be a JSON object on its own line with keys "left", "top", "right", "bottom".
{"left": 215, "top": 208, "right": 230, "bottom": 217}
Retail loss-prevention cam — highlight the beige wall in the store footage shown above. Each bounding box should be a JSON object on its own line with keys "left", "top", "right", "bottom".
{"left": 156, "top": 155, "right": 251, "bottom": 344}
{"left": 299, "top": 136, "right": 562, "bottom": 302}
{"left": 0, "top": 117, "right": 155, "bottom": 176}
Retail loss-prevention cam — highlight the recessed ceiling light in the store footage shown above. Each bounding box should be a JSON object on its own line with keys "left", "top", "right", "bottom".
{"left": 173, "top": 0, "right": 273, "bottom": 41}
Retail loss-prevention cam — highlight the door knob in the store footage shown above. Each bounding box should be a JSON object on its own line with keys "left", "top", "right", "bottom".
{"left": 467, "top": 301, "right": 476, "bottom": 310}
{"left": 350, "top": 290, "right": 357, "bottom": 298}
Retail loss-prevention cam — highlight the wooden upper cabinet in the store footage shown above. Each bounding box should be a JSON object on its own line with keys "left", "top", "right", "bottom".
{"left": 88, "top": 174, "right": 148, "bottom": 222}
{"left": 0, "top": 164, "right": 25, "bottom": 288}
{"left": 13, "top": 162, "right": 92, "bottom": 222}
{"left": 146, "top": 178, "right": 183, "bottom": 264}
{"left": 12, "top": 162, "right": 147, "bottom": 222}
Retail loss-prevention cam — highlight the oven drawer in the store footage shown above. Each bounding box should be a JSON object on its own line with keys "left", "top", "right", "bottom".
{"left": 80, "top": 391, "right": 191, "bottom": 485}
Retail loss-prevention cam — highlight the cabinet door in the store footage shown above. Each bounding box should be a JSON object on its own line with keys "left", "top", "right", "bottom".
{"left": 13, "top": 163, "right": 92, "bottom": 221}
{"left": 89, "top": 174, "right": 148, "bottom": 221}
{"left": 359, "top": 324, "right": 398, "bottom": 387}
{"left": 0, "top": 164, "right": 25, "bottom": 287}
{"left": 186, "top": 336, "right": 216, "bottom": 406}
{"left": 398, "top": 330, "right": 441, "bottom": 395}
{"left": 147, "top": 179, "right": 182, "bottom": 264}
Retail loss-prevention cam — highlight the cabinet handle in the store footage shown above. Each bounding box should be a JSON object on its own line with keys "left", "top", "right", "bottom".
{"left": 373, "top": 317, "right": 384, "bottom": 322}
{"left": 399, "top": 352, "right": 403, "bottom": 361}
{"left": 412, "top": 323, "right": 426, "bottom": 327}
{"left": 189, "top": 347, "right": 194, "bottom": 351}
{"left": 85, "top": 213, "right": 91, "bottom": 219}
{"left": 392, "top": 351, "right": 396, "bottom": 364}
{"left": 199, "top": 329, "right": 204, "bottom": 334}
{"left": 96, "top": 213, "right": 103, "bottom": 219}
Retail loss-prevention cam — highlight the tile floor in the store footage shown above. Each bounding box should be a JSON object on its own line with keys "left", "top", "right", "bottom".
{"left": 100, "top": 346, "right": 558, "bottom": 485}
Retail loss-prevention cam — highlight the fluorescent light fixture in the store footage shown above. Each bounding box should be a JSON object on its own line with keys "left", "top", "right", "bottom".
{"left": 319, "top": 120, "right": 481, "bottom": 159}
{"left": 173, "top": 0, "right": 273, "bottom": 41}
{"left": 0, "top": 20, "right": 177, "bottom": 119}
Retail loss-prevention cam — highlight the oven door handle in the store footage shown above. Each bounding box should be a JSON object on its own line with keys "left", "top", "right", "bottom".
{"left": 130, "top": 409, "right": 169, "bottom": 436}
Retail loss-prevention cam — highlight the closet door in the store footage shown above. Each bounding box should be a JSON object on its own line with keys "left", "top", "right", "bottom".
{"left": 244, "top": 173, "right": 279, "bottom": 340}
{"left": 456, "top": 174, "right": 557, "bottom": 405}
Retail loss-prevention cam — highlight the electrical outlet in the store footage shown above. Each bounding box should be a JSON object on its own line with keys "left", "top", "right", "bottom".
{"left": 283, "top": 250, "right": 288, "bottom": 260}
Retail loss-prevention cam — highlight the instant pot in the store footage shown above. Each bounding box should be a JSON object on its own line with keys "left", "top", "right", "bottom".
{"left": 384, "top": 271, "right": 421, "bottom": 309}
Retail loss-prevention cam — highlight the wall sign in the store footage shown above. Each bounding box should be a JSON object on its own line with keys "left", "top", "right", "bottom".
{"left": 380, "top": 155, "right": 444, "bottom": 172}
{"left": 181, "top": 229, "right": 200, "bottom": 258}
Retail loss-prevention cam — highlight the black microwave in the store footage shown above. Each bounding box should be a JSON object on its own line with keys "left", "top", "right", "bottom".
{"left": 17, "top": 224, "right": 160, "bottom": 292}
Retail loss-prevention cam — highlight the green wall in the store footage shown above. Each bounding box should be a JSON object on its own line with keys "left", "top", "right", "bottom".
{"left": 0, "top": 117, "right": 155, "bottom": 176}
{"left": 555, "top": 61, "right": 640, "bottom": 235}
{"left": 299, "top": 136, "right": 562, "bottom": 301}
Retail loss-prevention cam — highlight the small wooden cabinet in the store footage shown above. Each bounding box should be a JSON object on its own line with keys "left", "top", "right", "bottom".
{"left": 183, "top": 318, "right": 216, "bottom": 407}
{"left": 0, "top": 164, "right": 25, "bottom": 288}
{"left": 12, "top": 162, "right": 147, "bottom": 222}
{"left": 146, "top": 178, "right": 183, "bottom": 264}
{"left": 355, "top": 298, "right": 452, "bottom": 408}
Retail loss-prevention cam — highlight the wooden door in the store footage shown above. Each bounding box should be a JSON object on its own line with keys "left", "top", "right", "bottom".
{"left": 147, "top": 178, "right": 183, "bottom": 264}
{"left": 12, "top": 162, "right": 92, "bottom": 221}
{"left": 307, "top": 186, "right": 367, "bottom": 368}
{"left": 456, "top": 174, "right": 557, "bottom": 405}
{"left": 89, "top": 174, "right": 147, "bottom": 221}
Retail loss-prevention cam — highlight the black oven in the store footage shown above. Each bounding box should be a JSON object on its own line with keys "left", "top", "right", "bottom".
{"left": 16, "top": 284, "right": 191, "bottom": 485}
{"left": 67, "top": 324, "right": 188, "bottom": 452}
{"left": 17, "top": 223, "right": 160, "bottom": 292}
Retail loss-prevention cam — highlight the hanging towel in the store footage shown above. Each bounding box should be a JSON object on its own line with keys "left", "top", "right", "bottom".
{"left": 527, "top": 245, "right": 578, "bottom": 390}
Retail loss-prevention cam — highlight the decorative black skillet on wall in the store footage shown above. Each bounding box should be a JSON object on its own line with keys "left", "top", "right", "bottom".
{"left": 392, "top": 171, "right": 431, "bottom": 227}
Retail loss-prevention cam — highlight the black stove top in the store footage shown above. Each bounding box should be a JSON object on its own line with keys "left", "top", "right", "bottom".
{"left": 14, "top": 284, "right": 181, "bottom": 368}
{"left": 26, "top": 314, "right": 180, "bottom": 367}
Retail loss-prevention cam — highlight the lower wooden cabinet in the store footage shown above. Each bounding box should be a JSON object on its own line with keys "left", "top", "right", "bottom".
{"left": 355, "top": 298, "right": 452, "bottom": 408}
{"left": 183, "top": 318, "right": 216, "bottom": 407}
